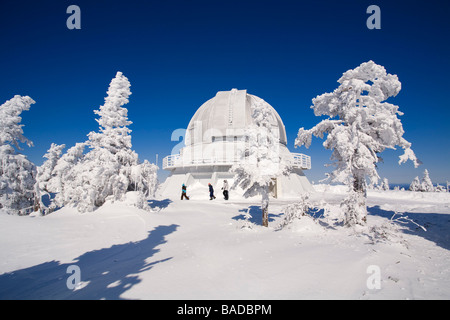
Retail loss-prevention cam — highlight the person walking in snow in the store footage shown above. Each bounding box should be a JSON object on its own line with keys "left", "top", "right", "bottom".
{"left": 222, "top": 179, "right": 229, "bottom": 200}
{"left": 181, "top": 184, "right": 189, "bottom": 200}
{"left": 208, "top": 183, "right": 216, "bottom": 200}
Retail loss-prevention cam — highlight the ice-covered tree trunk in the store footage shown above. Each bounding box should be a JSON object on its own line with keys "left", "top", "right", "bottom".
{"left": 341, "top": 190, "right": 367, "bottom": 226}
{"left": 261, "top": 186, "right": 269, "bottom": 227}
{"left": 350, "top": 171, "right": 367, "bottom": 225}
{"left": 296, "top": 61, "right": 420, "bottom": 227}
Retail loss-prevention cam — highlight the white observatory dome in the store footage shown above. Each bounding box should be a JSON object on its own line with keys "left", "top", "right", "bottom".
{"left": 185, "top": 89, "right": 287, "bottom": 146}
{"left": 160, "top": 89, "right": 313, "bottom": 199}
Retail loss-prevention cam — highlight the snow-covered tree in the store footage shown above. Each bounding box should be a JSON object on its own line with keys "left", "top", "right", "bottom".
{"left": 409, "top": 170, "right": 434, "bottom": 192}
{"left": 420, "top": 169, "right": 434, "bottom": 192}
{"left": 0, "top": 95, "right": 35, "bottom": 150}
{"left": 37, "top": 143, "right": 66, "bottom": 191}
{"left": 45, "top": 72, "right": 158, "bottom": 213}
{"left": 0, "top": 146, "right": 36, "bottom": 215}
{"left": 47, "top": 142, "right": 86, "bottom": 210}
{"left": 87, "top": 71, "right": 138, "bottom": 167}
{"left": 34, "top": 143, "right": 65, "bottom": 214}
{"left": 409, "top": 176, "right": 420, "bottom": 191}
{"left": 379, "top": 178, "right": 389, "bottom": 191}
{"left": 231, "top": 97, "right": 291, "bottom": 227}
{"left": 0, "top": 96, "right": 36, "bottom": 214}
{"left": 129, "top": 160, "right": 159, "bottom": 198}
{"left": 296, "top": 61, "right": 420, "bottom": 226}
{"left": 74, "top": 71, "right": 141, "bottom": 211}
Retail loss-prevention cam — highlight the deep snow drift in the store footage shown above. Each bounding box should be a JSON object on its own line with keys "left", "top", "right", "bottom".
{"left": 0, "top": 185, "right": 449, "bottom": 300}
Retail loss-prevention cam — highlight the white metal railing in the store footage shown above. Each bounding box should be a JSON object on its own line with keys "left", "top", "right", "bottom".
{"left": 162, "top": 152, "right": 311, "bottom": 170}
{"left": 290, "top": 153, "right": 312, "bottom": 170}
{"left": 162, "top": 154, "right": 179, "bottom": 169}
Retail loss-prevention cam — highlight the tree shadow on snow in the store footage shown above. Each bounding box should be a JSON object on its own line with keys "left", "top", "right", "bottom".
{"left": 233, "top": 205, "right": 282, "bottom": 226}
{"left": 368, "top": 206, "right": 450, "bottom": 251}
{"left": 0, "top": 224, "right": 178, "bottom": 300}
{"left": 147, "top": 199, "right": 172, "bottom": 210}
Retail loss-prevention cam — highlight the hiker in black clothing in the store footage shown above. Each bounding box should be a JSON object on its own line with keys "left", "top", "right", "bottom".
{"left": 222, "top": 179, "right": 229, "bottom": 200}
{"left": 181, "top": 184, "right": 189, "bottom": 200}
{"left": 208, "top": 183, "right": 216, "bottom": 200}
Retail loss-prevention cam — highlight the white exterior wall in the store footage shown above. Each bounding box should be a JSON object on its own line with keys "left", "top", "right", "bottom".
{"left": 158, "top": 162, "right": 314, "bottom": 200}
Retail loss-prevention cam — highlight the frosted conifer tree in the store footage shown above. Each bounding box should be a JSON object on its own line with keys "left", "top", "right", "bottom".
{"left": 231, "top": 97, "right": 290, "bottom": 227}
{"left": 49, "top": 143, "right": 86, "bottom": 210}
{"left": 380, "top": 178, "right": 389, "bottom": 191}
{"left": 409, "top": 176, "right": 420, "bottom": 191}
{"left": 0, "top": 95, "right": 35, "bottom": 150}
{"left": 296, "top": 61, "right": 420, "bottom": 226}
{"left": 130, "top": 160, "right": 159, "bottom": 198}
{"left": 420, "top": 169, "right": 434, "bottom": 192}
{"left": 87, "top": 71, "right": 138, "bottom": 167}
{"left": 48, "top": 72, "right": 158, "bottom": 213}
{"left": 0, "top": 96, "right": 36, "bottom": 214}
{"left": 62, "top": 72, "right": 137, "bottom": 211}
{"left": 34, "top": 143, "right": 65, "bottom": 214}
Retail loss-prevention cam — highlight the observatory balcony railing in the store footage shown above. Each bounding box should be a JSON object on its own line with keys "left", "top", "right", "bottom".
{"left": 288, "top": 153, "right": 311, "bottom": 170}
{"left": 162, "top": 153, "right": 311, "bottom": 170}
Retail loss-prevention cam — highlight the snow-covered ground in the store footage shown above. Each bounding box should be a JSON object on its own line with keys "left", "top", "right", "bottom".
{"left": 0, "top": 185, "right": 449, "bottom": 300}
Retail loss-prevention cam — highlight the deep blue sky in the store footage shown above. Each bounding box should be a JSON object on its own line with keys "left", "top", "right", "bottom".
{"left": 0, "top": 0, "right": 449, "bottom": 184}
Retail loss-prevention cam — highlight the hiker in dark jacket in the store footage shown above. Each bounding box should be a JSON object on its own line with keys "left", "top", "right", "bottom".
{"left": 181, "top": 184, "right": 189, "bottom": 200}
{"left": 208, "top": 183, "right": 216, "bottom": 200}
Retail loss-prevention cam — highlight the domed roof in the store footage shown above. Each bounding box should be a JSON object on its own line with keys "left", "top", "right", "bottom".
{"left": 185, "top": 89, "right": 287, "bottom": 146}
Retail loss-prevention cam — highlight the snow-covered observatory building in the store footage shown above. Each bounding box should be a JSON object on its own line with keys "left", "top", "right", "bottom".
{"left": 159, "top": 89, "right": 314, "bottom": 199}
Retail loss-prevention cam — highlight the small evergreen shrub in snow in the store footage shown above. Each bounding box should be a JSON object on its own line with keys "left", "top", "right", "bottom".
{"left": 379, "top": 178, "right": 390, "bottom": 191}
{"left": 409, "top": 169, "right": 435, "bottom": 192}
{"left": 277, "top": 194, "right": 341, "bottom": 233}
{"left": 367, "top": 211, "right": 426, "bottom": 247}
{"left": 420, "top": 169, "right": 434, "bottom": 192}
{"left": 236, "top": 207, "right": 255, "bottom": 230}
{"left": 409, "top": 176, "right": 421, "bottom": 191}
{"left": 278, "top": 194, "right": 316, "bottom": 230}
